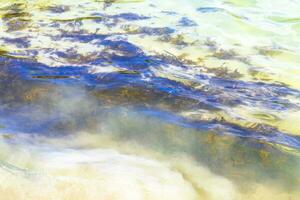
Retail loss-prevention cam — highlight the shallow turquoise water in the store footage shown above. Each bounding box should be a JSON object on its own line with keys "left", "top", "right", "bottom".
{"left": 0, "top": 0, "right": 300, "bottom": 199}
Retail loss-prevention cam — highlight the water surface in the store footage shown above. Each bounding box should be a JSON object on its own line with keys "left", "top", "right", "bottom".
{"left": 0, "top": 0, "right": 300, "bottom": 199}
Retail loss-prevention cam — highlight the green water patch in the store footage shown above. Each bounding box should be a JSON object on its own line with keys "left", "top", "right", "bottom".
{"left": 224, "top": 0, "right": 257, "bottom": 7}
{"left": 97, "top": 108, "right": 300, "bottom": 192}
{"left": 248, "top": 69, "right": 273, "bottom": 81}
{"left": 252, "top": 112, "right": 280, "bottom": 122}
{"left": 91, "top": 86, "right": 207, "bottom": 112}
{"left": 51, "top": 16, "right": 104, "bottom": 22}
{"left": 269, "top": 16, "right": 300, "bottom": 23}
{"left": 0, "top": 65, "right": 54, "bottom": 107}
{"left": 293, "top": 23, "right": 300, "bottom": 35}
{"left": 0, "top": 2, "right": 32, "bottom": 32}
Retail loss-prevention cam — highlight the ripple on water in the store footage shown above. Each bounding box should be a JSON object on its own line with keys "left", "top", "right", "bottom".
{"left": 0, "top": 0, "right": 300, "bottom": 199}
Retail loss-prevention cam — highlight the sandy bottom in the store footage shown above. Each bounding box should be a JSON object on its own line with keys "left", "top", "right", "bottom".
{"left": 0, "top": 132, "right": 298, "bottom": 200}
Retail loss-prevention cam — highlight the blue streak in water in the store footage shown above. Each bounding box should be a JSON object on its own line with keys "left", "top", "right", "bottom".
{"left": 197, "top": 7, "right": 224, "bottom": 13}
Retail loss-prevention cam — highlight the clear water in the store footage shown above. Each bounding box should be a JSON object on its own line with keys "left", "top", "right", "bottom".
{"left": 0, "top": 0, "right": 299, "bottom": 199}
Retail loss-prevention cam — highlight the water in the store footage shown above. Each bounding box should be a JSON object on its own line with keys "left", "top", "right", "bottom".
{"left": 0, "top": 0, "right": 300, "bottom": 199}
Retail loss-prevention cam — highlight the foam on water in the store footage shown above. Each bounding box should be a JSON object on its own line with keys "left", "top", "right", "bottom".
{"left": 0, "top": 131, "right": 238, "bottom": 200}
{"left": 0, "top": 131, "right": 299, "bottom": 200}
